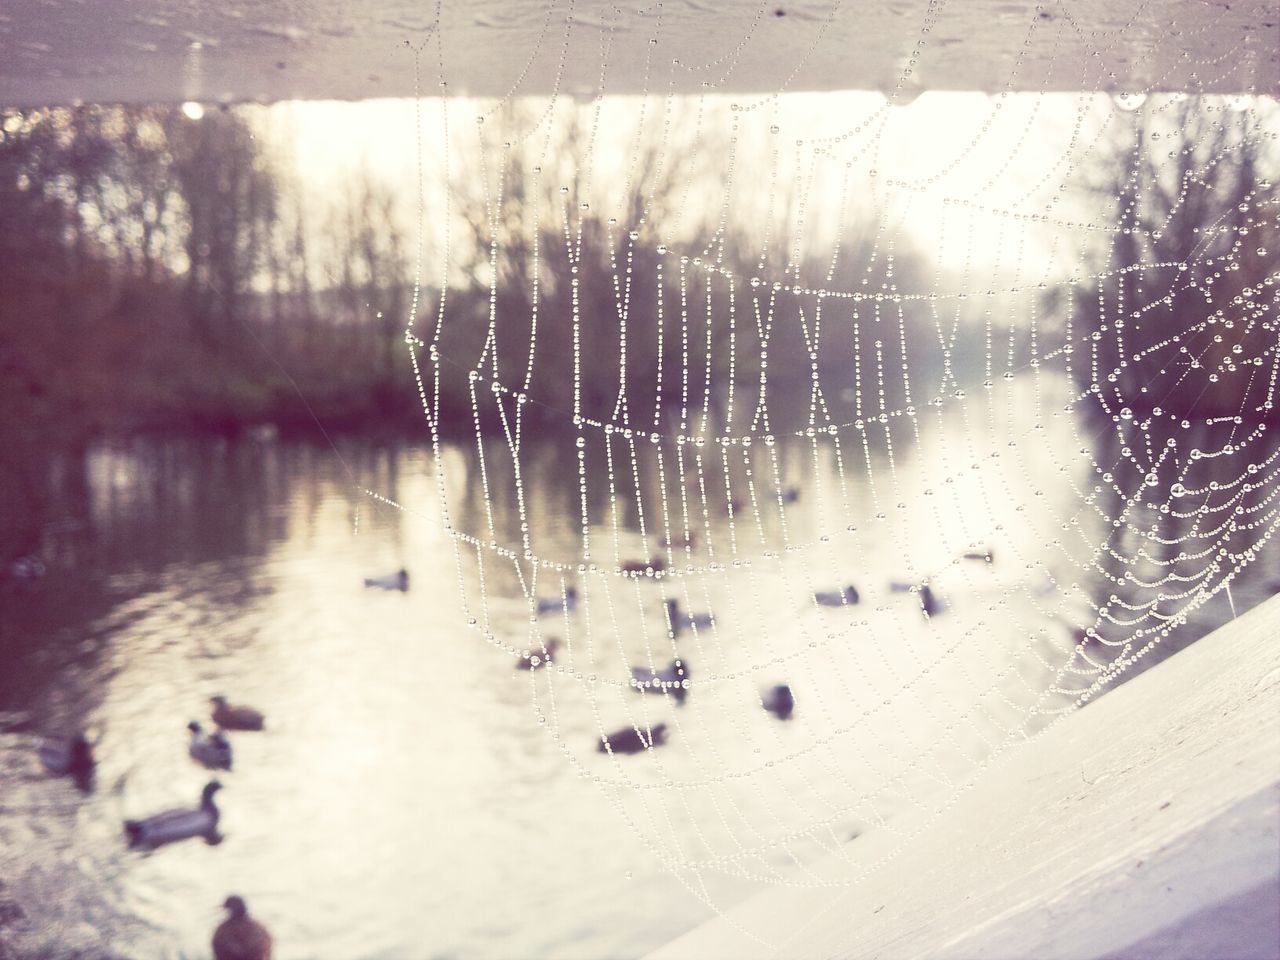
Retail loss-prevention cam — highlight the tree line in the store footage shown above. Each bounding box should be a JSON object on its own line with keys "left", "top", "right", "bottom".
{"left": 1061, "top": 96, "right": 1279, "bottom": 423}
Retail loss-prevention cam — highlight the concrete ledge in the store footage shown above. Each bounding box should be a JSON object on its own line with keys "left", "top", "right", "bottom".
{"left": 646, "top": 596, "right": 1280, "bottom": 960}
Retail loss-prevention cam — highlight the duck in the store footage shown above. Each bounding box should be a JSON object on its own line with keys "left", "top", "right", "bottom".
{"left": 247, "top": 422, "right": 279, "bottom": 444}
{"left": 597, "top": 723, "right": 669, "bottom": 755}
{"left": 516, "top": 638, "right": 560, "bottom": 670}
{"left": 8, "top": 555, "right": 46, "bottom": 581}
{"left": 889, "top": 581, "right": 944, "bottom": 618}
{"left": 124, "top": 780, "right": 222, "bottom": 848}
{"left": 213, "top": 895, "right": 272, "bottom": 960}
{"left": 665, "top": 598, "right": 714, "bottom": 635}
{"left": 762, "top": 684, "right": 795, "bottom": 720}
{"left": 961, "top": 547, "right": 994, "bottom": 563}
{"left": 918, "top": 584, "right": 942, "bottom": 618}
{"left": 780, "top": 487, "right": 801, "bottom": 504}
{"left": 39, "top": 733, "right": 94, "bottom": 790}
{"left": 814, "top": 585, "right": 859, "bottom": 607}
{"left": 536, "top": 586, "right": 578, "bottom": 616}
{"left": 211, "top": 696, "right": 265, "bottom": 732}
{"left": 660, "top": 531, "right": 697, "bottom": 550}
{"left": 621, "top": 557, "right": 665, "bottom": 575}
{"left": 188, "top": 721, "right": 233, "bottom": 770}
{"left": 630, "top": 660, "right": 689, "bottom": 704}
{"left": 364, "top": 568, "right": 409, "bottom": 591}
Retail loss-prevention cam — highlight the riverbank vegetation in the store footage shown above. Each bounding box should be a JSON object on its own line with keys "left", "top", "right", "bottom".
{"left": 1, "top": 100, "right": 972, "bottom": 449}
{"left": 1065, "top": 96, "right": 1279, "bottom": 422}
{"left": 8, "top": 94, "right": 1271, "bottom": 565}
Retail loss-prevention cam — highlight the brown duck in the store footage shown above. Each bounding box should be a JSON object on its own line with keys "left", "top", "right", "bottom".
{"left": 515, "top": 638, "right": 560, "bottom": 670}
{"left": 213, "top": 896, "right": 272, "bottom": 960}
{"left": 211, "top": 696, "right": 265, "bottom": 732}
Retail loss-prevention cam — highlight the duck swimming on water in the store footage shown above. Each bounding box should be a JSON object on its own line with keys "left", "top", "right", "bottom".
{"left": 814, "top": 585, "right": 859, "bottom": 607}
{"left": 889, "top": 581, "right": 944, "bottom": 618}
{"left": 630, "top": 660, "right": 689, "bottom": 704}
{"left": 762, "top": 684, "right": 795, "bottom": 720}
{"left": 213, "top": 895, "right": 272, "bottom": 960}
{"left": 516, "top": 638, "right": 560, "bottom": 670}
{"left": 666, "top": 598, "right": 714, "bottom": 635}
{"left": 364, "top": 568, "right": 409, "bottom": 591}
{"left": 39, "top": 733, "right": 94, "bottom": 790}
{"left": 211, "top": 696, "right": 265, "bottom": 732}
{"left": 188, "top": 721, "right": 233, "bottom": 770}
{"left": 9, "top": 555, "right": 46, "bottom": 581}
{"left": 536, "top": 586, "right": 578, "bottom": 616}
{"left": 598, "top": 723, "right": 669, "bottom": 755}
{"left": 660, "top": 531, "right": 697, "bottom": 550}
{"left": 124, "top": 780, "right": 222, "bottom": 848}
{"left": 621, "top": 557, "right": 665, "bottom": 575}
{"left": 918, "top": 584, "right": 942, "bottom": 618}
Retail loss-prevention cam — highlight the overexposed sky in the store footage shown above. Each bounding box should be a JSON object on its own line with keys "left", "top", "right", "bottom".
{"left": 255, "top": 92, "right": 1114, "bottom": 282}
{"left": 251, "top": 90, "right": 1274, "bottom": 294}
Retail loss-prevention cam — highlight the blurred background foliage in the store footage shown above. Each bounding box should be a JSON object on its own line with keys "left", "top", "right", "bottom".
{"left": 1, "top": 96, "right": 1275, "bottom": 566}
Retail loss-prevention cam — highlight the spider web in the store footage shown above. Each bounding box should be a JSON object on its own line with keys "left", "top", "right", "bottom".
{"left": 381, "top": 0, "right": 1279, "bottom": 930}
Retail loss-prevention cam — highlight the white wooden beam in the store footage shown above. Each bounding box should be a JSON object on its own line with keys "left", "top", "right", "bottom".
{"left": 1, "top": 0, "right": 1276, "bottom": 107}
{"left": 646, "top": 595, "right": 1280, "bottom": 960}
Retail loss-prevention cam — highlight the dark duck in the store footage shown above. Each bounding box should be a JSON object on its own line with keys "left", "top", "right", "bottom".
{"left": 536, "top": 586, "right": 578, "bottom": 616}
{"left": 598, "top": 723, "right": 669, "bottom": 755}
{"left": 665, "top": 598, "right": 714, "bottom": 635}
{"left": 124, "top": 780, "right": 222, "bottom": 848}
{"left": 630, "top": 660, "right": 690, "bottom": 705}
{"left": 813, "top": 585, "right": 859, "bottom": 607}
{"left": 762, "top": 684, "right": 795, "bottom": 720}
{"left": 889, "top": 580, "right": 943, "bottom": 618}
{"left": 39, "top": 733, "right": 94, "bottom": 791}
{"left": 515, "top": 638, "right": 560, "bottom": 670}
{"left": 364, "top": 568, "right": 409, "bottom": 591}
{"left": 621, "top": 557, "right": 666, "bottom": 575}
{"left": 188, "top": 721, "right": 233, "bottom": 770}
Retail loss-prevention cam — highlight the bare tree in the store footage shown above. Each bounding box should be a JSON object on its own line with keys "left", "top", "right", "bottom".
{"left": 168, "top": 109, "right": 278, "bottom": 345}
{"left": 1070, "top": 97, "right": 1280, "bottom": 421}
{"left": 442, "top": 102, "right": 740, "bottom": 434}
{"left": 326, "top": 165, "right": 412, "bottom": 405}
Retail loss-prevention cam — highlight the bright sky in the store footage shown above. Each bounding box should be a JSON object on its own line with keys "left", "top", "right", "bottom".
{"left": 247, "top": 91, "right": 1246, "bottom": 288}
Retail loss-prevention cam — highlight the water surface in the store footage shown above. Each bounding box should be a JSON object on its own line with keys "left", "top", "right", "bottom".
{"left": 1, "top": 377, "right": 1275, "bottom": 958}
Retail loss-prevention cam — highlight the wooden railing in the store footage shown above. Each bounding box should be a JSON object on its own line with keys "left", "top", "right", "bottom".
{"left": 647, "top": 596, "right": 1280, "bottom": 960}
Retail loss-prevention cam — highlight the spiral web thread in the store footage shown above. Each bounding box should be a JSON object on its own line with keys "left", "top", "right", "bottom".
{"left": 379, "top": 0, "right": 1277, "bottom": 933}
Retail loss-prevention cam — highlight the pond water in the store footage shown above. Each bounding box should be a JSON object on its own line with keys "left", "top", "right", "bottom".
{"left": 1, "top": 375, "right": 1275, "bottom": 959}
